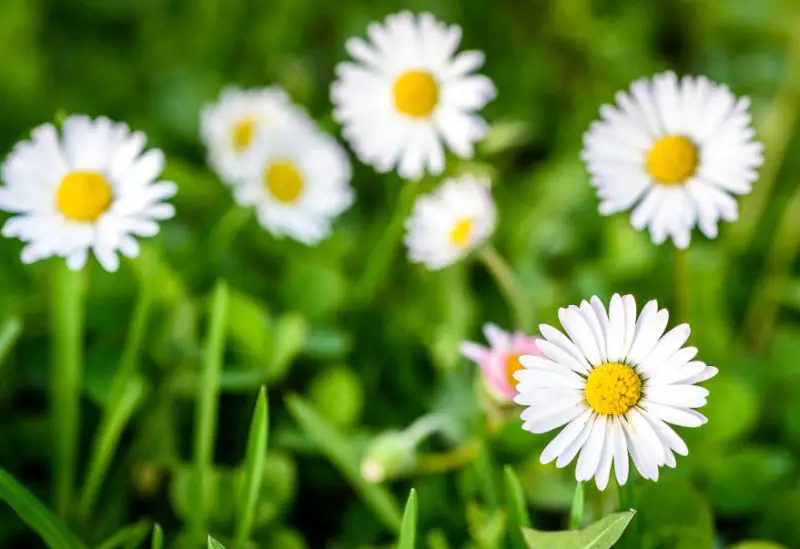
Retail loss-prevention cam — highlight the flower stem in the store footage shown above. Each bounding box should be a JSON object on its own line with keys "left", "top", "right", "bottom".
{"left": 403, "top": 413, "right": 452, "bottom": 446}
{"left": 617, "top": 478, "right": 639, "bottom": 548}
{"left": 478, "top": 245, "right": 532, "bottom": 332}
{"left": 675, "top": 248, "right": 692, "bottom": 324}
{"left": 569, "top": 482, "right": 585, "bottom": 529}
{"left": 50, "top": 261, "right": 88, "bottom": 519}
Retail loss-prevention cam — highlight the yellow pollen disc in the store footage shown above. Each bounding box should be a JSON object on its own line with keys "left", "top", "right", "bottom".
{"left": 584, "top": 362, "right": 642, "bottom": 416}
{"left": 56, "top": 171, "right": 113, "bottom": 222}
{"left": 232, "top": 118, "right": 257, "bottom": 153}
{"left": 264, "top": 160, "right": 303, "bottom": 204}
{"left": 393, "top": 70, "right": 439, "bottom": 118}
{"left": 449, "top": 218, "right": 474, "bottom": 248}
{"left": 504, "top": 354, "right": 524, "bottom": 390}
{"left": 646, "top": 135, "right": 698, "bottom": 185}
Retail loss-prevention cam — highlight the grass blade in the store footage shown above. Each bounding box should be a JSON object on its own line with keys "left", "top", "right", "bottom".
{"left": 569, "top": 482, "right": 585, "bottom": 529}
{"left": 398, "top": 488, "right": 418, "bottom": 549}
{"left": 286, "top": 394, "right": 402, "bottom": 532}
{"left": 0, "top": 468, "right": 87, "bottom": 549}
{"left": 150, "top": 524, "right": 163, "bottom": 549}
{"left": 234, "top": 387, "right": 269, "bottom": 549}
{"left": 192, "top": 280, "right": 230, "bottom": 540}
{"left": 95, "top": 520, "right": 150, "bottom": 549}
{"left": 208, "top": 536, "right": 227, "bottom": 549}
{"left": 50, "top": 262, "right": 87, "bottom": 518}
{"left": 503, "top": 465, "right": 532, "bottom": 549}
{"left": 0, "top": 315, "right": 22, "bottom": 369}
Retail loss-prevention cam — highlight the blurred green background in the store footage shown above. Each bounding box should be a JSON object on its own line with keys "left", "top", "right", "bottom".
{"left": 1, "top": 0, "right": 800, "bottom": 547}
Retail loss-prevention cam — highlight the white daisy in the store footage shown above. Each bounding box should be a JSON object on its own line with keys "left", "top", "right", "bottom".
{"left": 200, "top": 86, "right": 311, "bottom": 183}
{"left": 0, "top": 115, "right": 176, "bottom": 272}
{"left": 331, "top": 11, "right": 496, "bottom": 180}
{"left": 514, "top": 294, "right": 718, "bottom": 490}
{"left": 404, "top": 175, "right": 495, "bottom": 270}
{"left": 582, "top": 71, "right": 764, "bottom": 248}
{"left": 231, "top": 121, "right": 353, "bottom": 245}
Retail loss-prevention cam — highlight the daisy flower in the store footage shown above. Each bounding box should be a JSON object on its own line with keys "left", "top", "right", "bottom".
{"left": 514, "top": 294, "right": 717, "bottom": 490}
{"left": 0, "top": 115, "right": 176, "bottom": 272}
{"left": 331, "top": 11, "right": 496, "bottom": 180}
{"left": 230, "top": 121, "right": 353, "bottom": 245}
{"left": 201, "top": 86, "right": 310, "bottom": 183}
{"left": 404, "top": 175, "right": 495, "bottom": 270}
{"left": 582, "top": 71, "right": 763, "bottom": 248}
{"left": 460, "top": 323, "right": 542, "bottom": 402}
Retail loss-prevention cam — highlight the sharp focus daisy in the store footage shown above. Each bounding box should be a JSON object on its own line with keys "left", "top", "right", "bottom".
{"left": 331, "top": 11, "right": 496, "bottom": 180}
{"left": 460, "top": 323, "right": 542, "bottom": 402}
{"left": 201, "top": 86, "right": 311, "bottom": 183}
{"left": 582, "top": 71, "right": 764, "bottom": 248}
{"left": 230, "top": 122, "right": 353, "bottom": 245}
{"left": 0, "top": 115, "right": 176, "bottom": 272}
{"left": 404, "top": 175, "right": 495, "bottom": 270}
{"left": 514, "top": 294, "right": 717, "bottom": 490}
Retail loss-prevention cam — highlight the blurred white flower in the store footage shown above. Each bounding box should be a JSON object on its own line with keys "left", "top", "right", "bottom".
{"left": 231, "top": 121, "right": 353, "bottom": 245}
{"left": 404, "top": 175, "right": 495, "bottom": 269}
{"left": 515, "top": 294, "right": 718, "bottom": 490}
{"left": 582, "top": 71, "right": 763, "bottom": 248}
{"left": 331, "top": 11, "right": 496, "bottom": 180}
{"left": 0, "top": 115, "right": 176, "bottom": 272}
{"left": 200, "top": 86, "right": 310, "bottom": 183}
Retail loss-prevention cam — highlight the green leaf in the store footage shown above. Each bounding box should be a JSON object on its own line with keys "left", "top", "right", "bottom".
{"left": 150, "top": 524, "right": 163, "bottom": 549}
{"left": 234, "top": 387, "right": 269, "bottom": 549}
{"left": 208, "top": 536, "right": 227, "bottom": 549}
{"left": 95, "top": 520, "right": 151, "bottom": 549}
{"left": 398, "top": 488, "right": 418, "bottom": 549}
{"left": 0, "top": 468, "right": 87, "bottom": 549}
{"left": 0, "top": 315, "right": 22, "bottom": 369}
{"left": 285, "top": 394, "right": 402, "bottom": 532}
{"left": 569, "top": 482, "right": 585, "bottom": 529}
{"left": 503, "top": 465, "right": 532, "bottom": 549}
{"left": 522, "top": 510, "right": 636, "bottom": 549}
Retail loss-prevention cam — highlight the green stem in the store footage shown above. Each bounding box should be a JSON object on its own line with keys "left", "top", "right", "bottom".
{"left": 403, "top": 413, "right": 452, "bottom": 446}
{"left": 51, "top": 262, "right": 88, "bottom": 519}
{"left": 742, "top": 186, "right": 800, "bottom": 350}
{"left": 191, "top": 280, "right": 230, "bottom": 541}
{"left": 478, "top": 245, "right": 532, "bottom": 332}
{"left": 675, "top": 248, "right": 692, "bottom": 324}
{"left": 617, "top": 478, "right": 638, "bottom": 548}
{"left": 0, "top": 315, "right": 23, "bottom": 370}
{"left": 569, "top": 482, "right": 585, "bottom": 529}
{"left": 354, "top": 181, "right": 421, "bottom": 305}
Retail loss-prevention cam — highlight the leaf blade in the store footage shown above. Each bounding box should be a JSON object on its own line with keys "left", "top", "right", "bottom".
{"left": 398, "top": 488, "right": 418, "bottom": 549}
{"left": 233, "top": 386, "right": 269, "bottom": 549}
{"left": 95, "top": 520, "right": 151, "bottom": 549}
{"left": 503, "top": 465, "right": 531, "bottom": 549}
{"left": 522, "top": 510, "right": 636, "bottom": 549}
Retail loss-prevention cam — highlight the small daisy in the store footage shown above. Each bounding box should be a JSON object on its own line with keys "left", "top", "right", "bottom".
{"left": 0, "top": 115, "right": 176, "bottom": 272}
{"left": 514, "top": 294, "right": 717, "bottom": 490}
{"left": 404, "top": 175, "right": 495, "bottom": 270}
{"left": 231, "top": 122, "right": 353, "bottom": 245}
{"left": 460, "top": 323, "right": 542, "bottom": 402}
{"left": 331, "top": 11, "right": 496, "bottom": 180}
{"left": 582, "top": 71, "right": 763, "bottom": 248}
{"left": 201, "top": 86, "right": 310, "bottom": 183}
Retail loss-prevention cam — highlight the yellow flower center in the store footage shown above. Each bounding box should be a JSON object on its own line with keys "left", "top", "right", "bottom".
{"left": 449, "top": 218, "right": 474, "bottom": 248}
{"left": 584, "top": 362, "right": 642, "bottom": 416}
{"left": 504, "top": 354, "right": 524, "bottom": 391}
{"left": 264, "top": 160, "right": 303, "bottom": 204}
{"left": 393, "top": 70, "right": 439, "bottom": 118}
{"left": 232, "top": 118, "right": 257, "bottom": 153}
{"left": 56, "top": 171, "right": 113, "bottom": 222}
{"left": 646, "top": 135, "right": 698, "bottom": 185}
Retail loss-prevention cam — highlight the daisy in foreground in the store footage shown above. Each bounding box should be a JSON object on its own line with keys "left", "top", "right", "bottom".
{"left": 231, "top": 120, "right": 353, "bottom": 245}
{"left": 331, "top": 11, "right": 496, "bottom": 180}
{"left": 405, "top": 175, "right": 495, "bottom": 269}
{"left": 460, "top": 323, "right": 542, "bottom": 402}
{"left": 0, "top": 115, "right": 176, "bottom": 272}
{"left": 201, "top": 86, "right": 310, "bottom": 184}
{"left": 582, "top": 71, "right": 763, "bottom": 248}
{"left": 514, "top": 294, "right": 717, "bottom": 490}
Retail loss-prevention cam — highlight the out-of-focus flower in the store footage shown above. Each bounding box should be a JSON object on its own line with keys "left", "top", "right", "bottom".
{"left": 515, "top": 294, "right": 717, "bottom": 490}
{"left": 231, "top": 121, "right": 353, "bottom": 245}
{"left": 200, "top": 86, "right": 310, "bottom": 183}
{"left": 582, "top": 71, "right": 763, "bottom": 248}
{"left": 360, "top": 431, "right": 417, "bottom": 484}
{"left": 0, "top": 115, "right": 176, "bottom": 272}
{"left": 331, "top": 11, "right": 496, "bottom": 180}
{"left": 460, "top": 323, "right": 542, "bottom": 402}
{"left": 404, "top": 175, "right": 495, "bottom": 270}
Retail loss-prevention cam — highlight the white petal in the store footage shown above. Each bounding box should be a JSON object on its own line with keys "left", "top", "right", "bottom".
{"left": 560, "top": 306, "right": 603, "bottom": 365}
{"left": 640, "top": 401, "right": 707, "bottom": 427}
{"left": 540, "top": 409, "right": 593, "bottom": 464}
{"left": 576, "top": 415, "right": 607, "bottom": 482}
